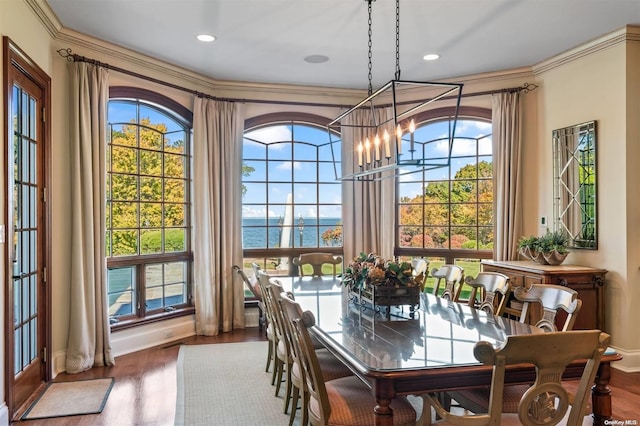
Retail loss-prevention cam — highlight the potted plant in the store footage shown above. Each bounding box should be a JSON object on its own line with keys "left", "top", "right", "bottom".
{"left": 518, "top": 230, "right": 569, "bottom": 265}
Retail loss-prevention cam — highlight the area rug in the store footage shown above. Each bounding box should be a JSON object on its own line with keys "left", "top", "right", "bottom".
{"left": 22, "top": 377, "right": 114, "bottom": 420}
{"left": 175, "top": 341, "right": 293, "bottom": 426}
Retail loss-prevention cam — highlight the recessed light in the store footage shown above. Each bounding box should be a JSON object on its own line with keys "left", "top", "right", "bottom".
{"left": 197, "top": 34, "right": 216, "bottom": 42}
{"left": 304, "top": 55, "right": 329, "bottom": 64}
{"left": 423, "top": 53, "right": 440, "bottom": 61}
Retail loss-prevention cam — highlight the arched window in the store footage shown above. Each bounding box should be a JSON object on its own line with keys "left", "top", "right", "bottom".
{"left": 106, "top": 87, "right": 193, "bottom": 326}
{"left": 396, "top": 108, "right": 492, "bottom": 294}
{"left": 242, "top": 114, "right": 342, "bottom": 276}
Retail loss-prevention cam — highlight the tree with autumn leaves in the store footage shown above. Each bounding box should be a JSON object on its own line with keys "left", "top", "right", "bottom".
{"left": 399, "top": 160, "right": 493, "bottom": 250}
{"left": 108, "top": 118, "right": 187, "bottom": 256}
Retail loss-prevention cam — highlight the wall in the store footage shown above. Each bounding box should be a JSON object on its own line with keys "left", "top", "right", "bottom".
{"left": 0, "top": 1, "right": 58, "bottom": 423}
{"left": 532, "top": 26, "right": 640, "bottom": 371}
{"left": 0, "top": 9, "right": 637, "bottom": 426}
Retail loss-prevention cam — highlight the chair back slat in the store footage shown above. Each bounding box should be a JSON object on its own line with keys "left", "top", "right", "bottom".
{"left": 292, "top": 252, "right": 342, "bottom": 277}
{"left": 515, "top": 284, "right": 581, "bottom": 331}
{"left": 431, "top": 264, "right": 464, "bottom": 301}
{"left": 465, "top": 272, "right": 510, "bottom": 315}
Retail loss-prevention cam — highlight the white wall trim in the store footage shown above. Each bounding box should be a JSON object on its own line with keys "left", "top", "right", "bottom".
{"left": 52, "top": 309, "right": 261, "bottom": 376}
{"left": 0, "top": 402, "right": 8, "bottom": 426}
{"left": 610, "top": 346, "right": 640, "bottom": 373}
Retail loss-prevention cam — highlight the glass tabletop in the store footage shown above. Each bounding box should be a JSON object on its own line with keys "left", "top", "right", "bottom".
{"left": 273, "top": 275, "right": 541, "bottom": 372}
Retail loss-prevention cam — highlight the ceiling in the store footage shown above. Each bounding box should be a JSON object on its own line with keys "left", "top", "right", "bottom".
{"left": 46, "top": 0, "right": 640, "bottom": 90}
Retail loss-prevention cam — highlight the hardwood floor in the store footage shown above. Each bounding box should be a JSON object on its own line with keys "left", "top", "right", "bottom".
{"left": 11, "top": 327, "right": 640, "bottom": 425}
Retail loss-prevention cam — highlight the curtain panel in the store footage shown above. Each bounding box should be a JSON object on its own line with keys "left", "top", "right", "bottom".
{"left": 492, "top": 92, "right": 523, "bottom": 261}
{"left": 192, "top": 98, "right": 246, "bottom": 335}
{"left": 66, "top": 61, "right": 115, "bottom": 373}
{"left": 341, "top": 108, "right": 395, "bottom": 262}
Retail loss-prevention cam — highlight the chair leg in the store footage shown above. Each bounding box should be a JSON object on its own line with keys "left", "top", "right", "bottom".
{"left": 289, "top": 385, "right": 300, "bottom": 426}
{"left": 283, "top": 362, "right": 293, "bottom": 413}
{"left": 272, "top": 356, "right": 281, "bottom": 387}
{"left": 266, "top": 339, "right": 273, "bottom": 372}
{"left": 274, "top": 358, "right": 284, "bottom": 396}
{"left": 301, "top": 388, "right": 309, "bottom": 426}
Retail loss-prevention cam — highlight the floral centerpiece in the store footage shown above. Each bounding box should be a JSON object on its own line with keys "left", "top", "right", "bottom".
{"left": 343, "top": 253, "right": 424, "bottom": 316}
{"left": 342, "top": 252, "right": 424, "bottom": 290}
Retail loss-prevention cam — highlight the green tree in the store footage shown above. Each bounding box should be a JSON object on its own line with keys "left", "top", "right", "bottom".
{"left": 109, "top": 118, "right": 186, "bottom": 256}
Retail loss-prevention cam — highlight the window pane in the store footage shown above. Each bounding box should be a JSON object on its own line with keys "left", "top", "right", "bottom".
{"left": 140, "top": 150, "right": 162, "bottom": 176}
{"left": 111, "top": 174, "right": 138, "bottom": 201}
{"left": 165, "top": 131, "right": 186, "bottom": 153}
{"left": 165, "top": 178, "right": 185, "bottom": 201}
{"left": 293, "top": 161, "right": 317, "bottom": 182}
{"left": 164, "top": 204, "right": 185, "bottom": 226}
{"left": 141, "top": 203, "right": 162, "bottom": 227}
{"left": 111, "top": 201, "right": 139, "bottom": 228}
{"left": 112, "top": 230, "right": 138, "bottom": 256}
{"left": 108, "top": 267, "right": 135, "bottom": 318}
{"left": 166, "top": 229, "right": 186, "bottom": 252}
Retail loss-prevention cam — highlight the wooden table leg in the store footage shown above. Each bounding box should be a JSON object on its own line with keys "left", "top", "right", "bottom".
{"left": 374, "top": 399, "right": 393, "bottom": 426}
{"left": 592, "top": 361, "right": 613, "bottom": 426}
{"left": 373, "top": 379, "right": 394, "bottom": 426}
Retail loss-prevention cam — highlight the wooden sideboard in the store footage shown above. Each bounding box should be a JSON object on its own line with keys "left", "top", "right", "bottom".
{"left": 481, "top": 260, "right": 607, "bottom": 331}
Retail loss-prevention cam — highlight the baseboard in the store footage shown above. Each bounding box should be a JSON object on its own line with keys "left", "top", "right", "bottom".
{"left": 610, "top": 346, "right": 640, "bottom": 373}
{"left": 52, "top": 309, "right": 259, "bottom": 375}
{"left": 0, "top": 402, "right": 8, "bottom": 426}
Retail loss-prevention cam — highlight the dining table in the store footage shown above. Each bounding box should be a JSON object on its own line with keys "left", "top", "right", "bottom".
{"left": 274, "top": 275, "right": 621, "bottom": 426}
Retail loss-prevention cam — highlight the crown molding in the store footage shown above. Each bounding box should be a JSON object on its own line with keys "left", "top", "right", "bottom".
{"left": 24, "top": 0, "right": 62, "bottom": 39}
{"left": 54, "top": 29, "right": 365, "bottom": 107}
{"left": 533, "top": 25, "right": 640, "bottom": 75}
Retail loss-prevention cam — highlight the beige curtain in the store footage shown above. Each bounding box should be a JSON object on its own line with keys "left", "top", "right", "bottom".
{"left": 492, "top": 92, "right": 523, "bottom": 261}
{"left": 66, "top": 61, "right": 114, "bottom": 373}
{"left": 341, "top": 108, "right": 395, "bottom": 262}
{"left": 192, "top": 97, "right": 246, "bottom": 335}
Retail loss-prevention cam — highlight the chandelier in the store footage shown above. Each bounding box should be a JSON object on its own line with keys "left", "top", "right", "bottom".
{"left": 329, "top": 0, "right": 463, "bottom": 181}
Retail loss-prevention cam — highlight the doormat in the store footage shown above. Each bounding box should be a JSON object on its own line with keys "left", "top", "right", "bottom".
{"left": 22, "top": 377, "right": 114, "bottom": 420}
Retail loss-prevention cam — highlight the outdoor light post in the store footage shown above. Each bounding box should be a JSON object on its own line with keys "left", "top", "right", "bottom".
{"left": 298, "top": 215, "right": 304, "bottom": 247}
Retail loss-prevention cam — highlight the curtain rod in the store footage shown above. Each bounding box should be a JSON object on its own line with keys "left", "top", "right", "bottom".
{"left": 57, "top": 48, "right": 537, "bottom": 108}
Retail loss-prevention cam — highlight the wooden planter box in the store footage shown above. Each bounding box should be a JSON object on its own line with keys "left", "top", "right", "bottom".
{"left": 350, "top": 283, "right": 421, "bottom": 318}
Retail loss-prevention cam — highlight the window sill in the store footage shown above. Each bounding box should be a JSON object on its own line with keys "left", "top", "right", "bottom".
{"left": 110, "top": 306, "right": 195, "bottom": 332}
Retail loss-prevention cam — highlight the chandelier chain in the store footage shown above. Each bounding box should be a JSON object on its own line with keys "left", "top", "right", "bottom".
{"left": 367, "top": 0, "right": 373, "bottom": 95}
{"left": 395, "top": 0, "right": 401, "bottom": 80}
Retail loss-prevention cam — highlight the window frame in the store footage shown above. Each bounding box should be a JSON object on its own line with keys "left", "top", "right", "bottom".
{"left": 242, "top": 113, "right": 343, "bottom": 277}
{"left": 395, "top": 107, "right": 493, "bottom": 265}
{"left": 107, "top": 87, "right": 194, "bottom": 330}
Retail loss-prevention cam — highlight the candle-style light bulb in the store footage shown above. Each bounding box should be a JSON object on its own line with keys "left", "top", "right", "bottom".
{"left": 364, "top": 137, "right": 372, "bottom": 164}
{"left": 383, "top": 129, "right": 391, "bottom": 159}
{"left": 396, "top": 124, "right": 403, "bottom": 154}
{"left": 357, "top": 141, "right": 364, "bottom": 167}
{"left": 409, "top": 119, "right": 416, "bottom": 152}
{"left": 374, "top": 134, "right": 381, "bottom": 161}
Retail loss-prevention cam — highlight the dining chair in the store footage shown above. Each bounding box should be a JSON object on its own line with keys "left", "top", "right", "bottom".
{"left": 279, "top": 292, "right": 354, "bottom": 426}
{"left": 232, "top": 264, "right": 265, "bottom": 329}
{"left": 448, "top": 283, "right": 584, "bottom": 415}
{"left": 256, "top": 269, "right": 277, "bottom": 374}
{"left": 430, "top": 265, "right": 464, "bottom": 301}
{"left": 411, "top": 258, "right": 429, "bottom": 289}
{"left": 292, "top": 252, "right": 343, "bottom": 277}
{"left": 281, "top": 297, "right": 420, "bottom": 426}
{"left": 263, "top": 279, "right": 296, "bottom": 412}
{"left": 515, "top": 283, "right": 583, "bottom": 331}
{"left": 464, "top": 272, "right": 510, "bottom": 316}
{"left": 422, "top": 329, "right": 609, "bottom": 426}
